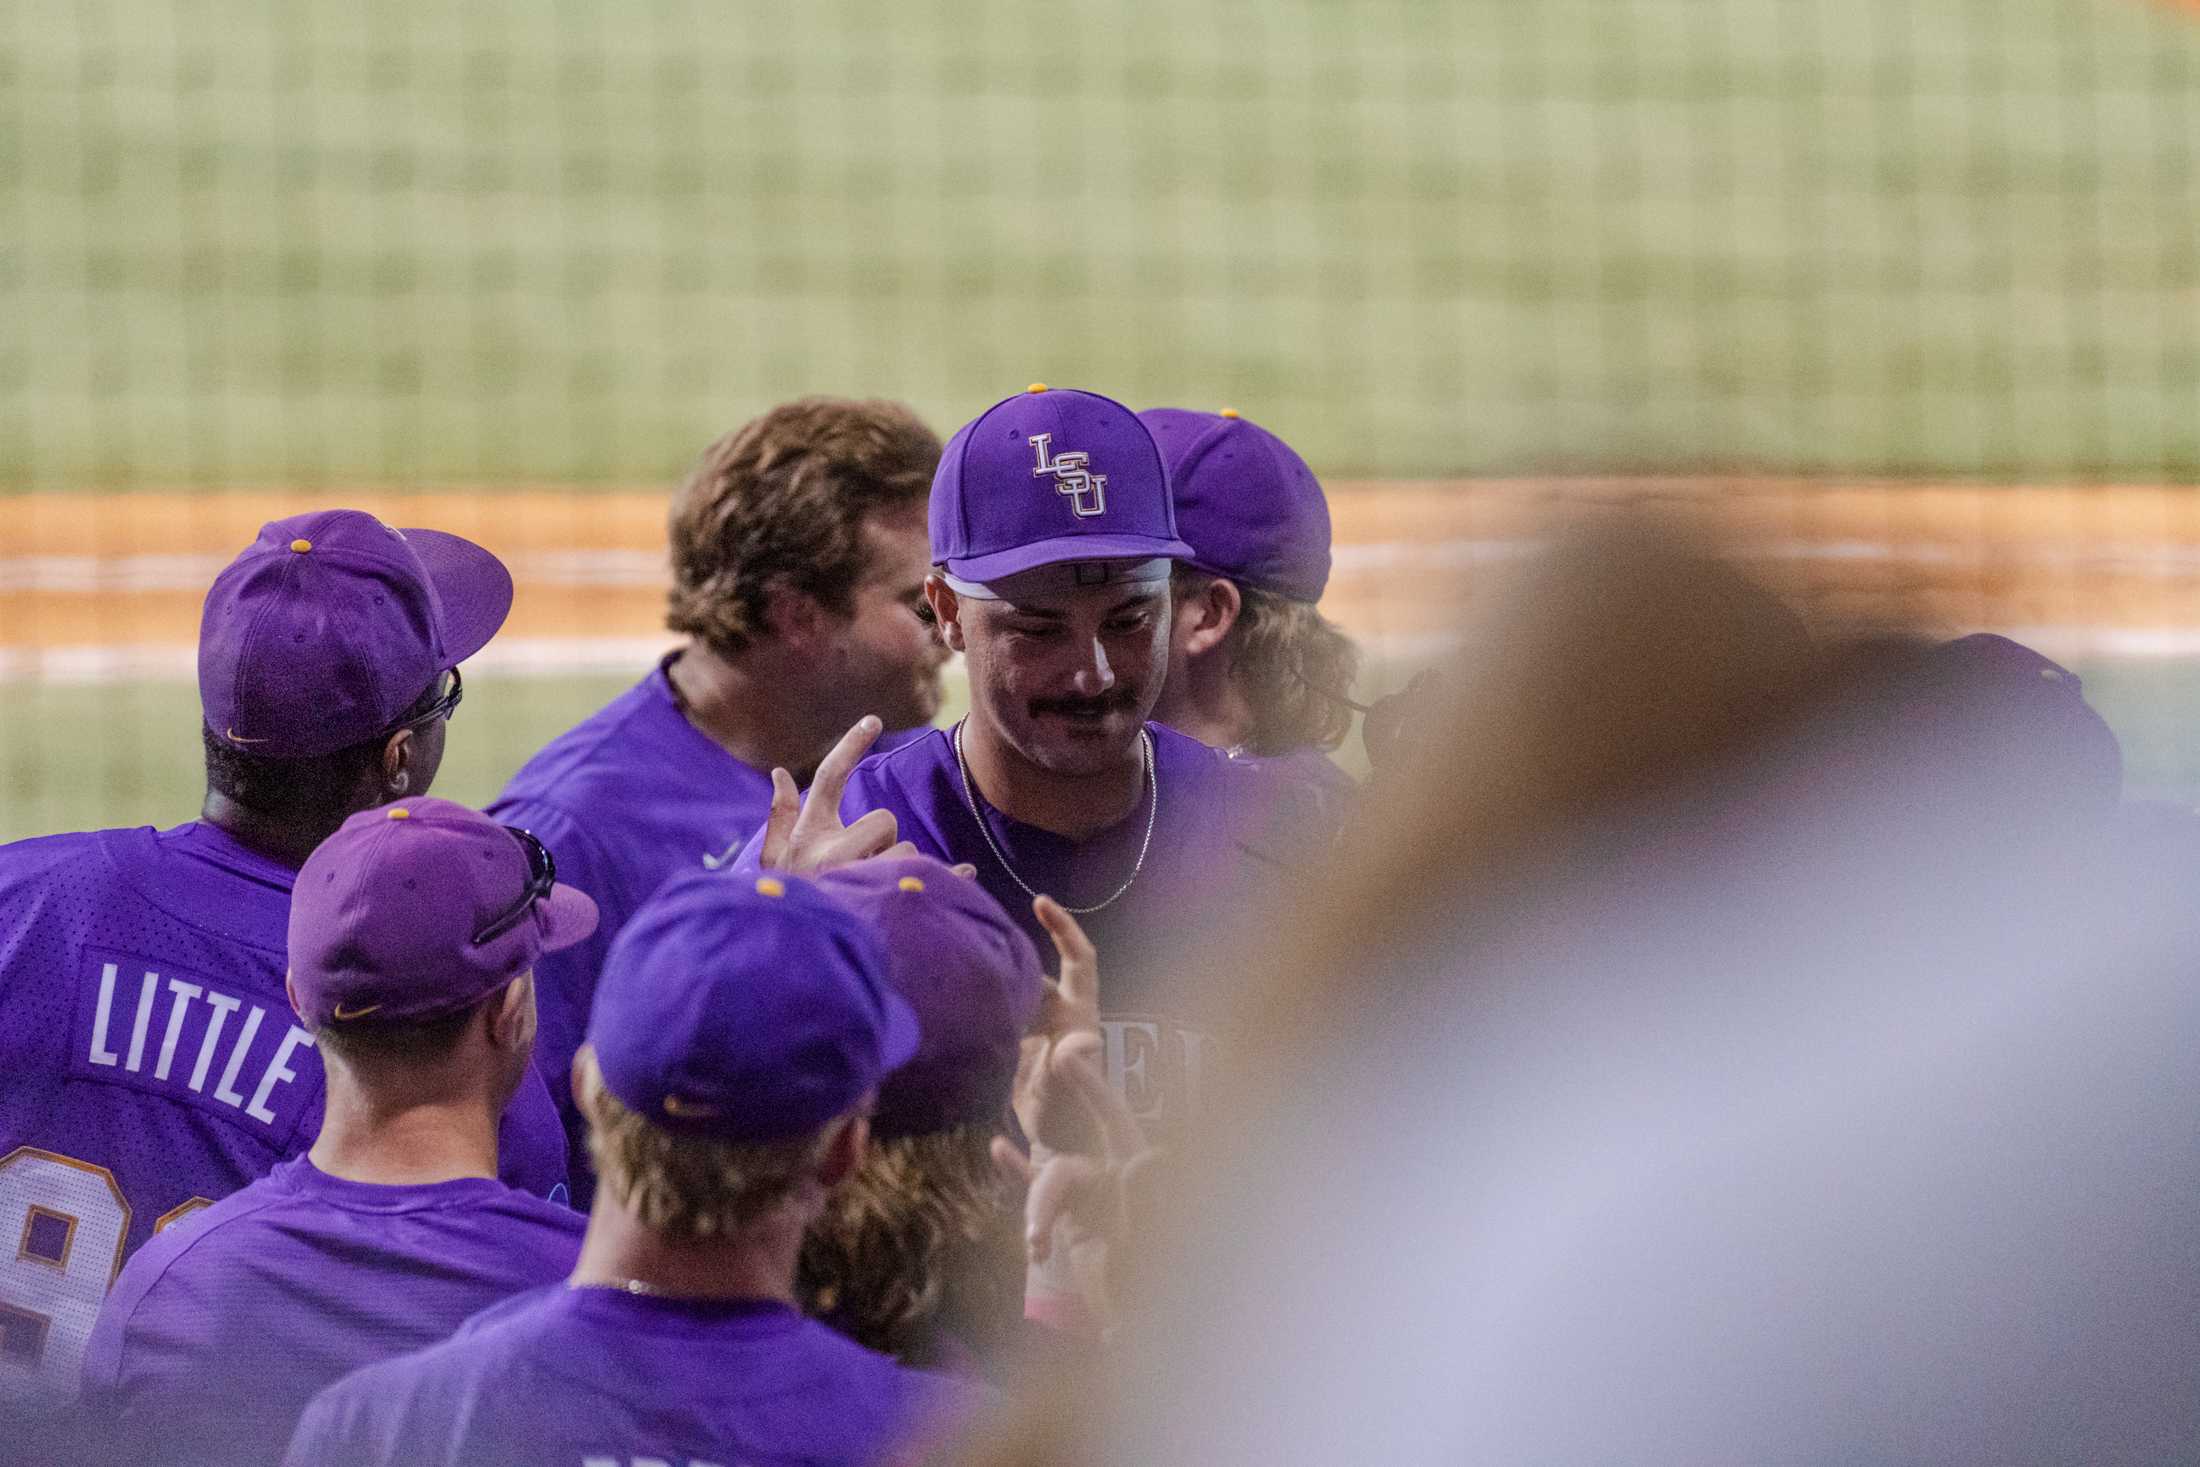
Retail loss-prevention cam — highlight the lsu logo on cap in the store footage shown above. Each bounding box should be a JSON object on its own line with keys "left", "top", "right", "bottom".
{"left": 1031, "top": 433, "right": 1107, "bottom": 518}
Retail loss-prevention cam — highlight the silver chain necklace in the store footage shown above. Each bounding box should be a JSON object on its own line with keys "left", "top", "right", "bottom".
{"left": 569, "top": 1277, "right": 668, "bottom": 1297}
{"left": 952, "top": 719, "right": 1158, "bottom": 915}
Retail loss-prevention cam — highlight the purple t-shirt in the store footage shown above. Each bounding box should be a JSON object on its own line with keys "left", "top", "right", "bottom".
{"left": 488, "top": 662, "right": 776, "bottom": 1197}
{"left": 285, "top": 1285, "right": 975, "bottom": 1467}
{"left": 823, "top": 723, "right": 1336, "bottom": 1137}
{"left": 79, "top": 1156, "right": 582, "bottom": 1465}
{"left": 0, "top": 821, "right": 570, "bottom": 1396}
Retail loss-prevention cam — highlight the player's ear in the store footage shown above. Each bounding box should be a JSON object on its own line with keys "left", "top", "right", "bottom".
{"left": 923, "top": 576, "right": 966, "bottom": 653}
{"left": 487, "top": 972, "right": 534, "bottom": 1052}
{"left": 1180, "top": 575, "right": 1242, "bottom": 658}
{"left": 284, "top": 971, "right": 306, "bottom": 1025}
{"left": 379, "top": 726, "right": 415, "bottom": 797}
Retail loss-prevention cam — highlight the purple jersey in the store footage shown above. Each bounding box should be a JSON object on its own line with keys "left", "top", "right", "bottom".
{"left": 285, "top": 1285, "right": 975, "bottom": 1467}
{"left": 79, "top": 1156, "right": 582, "bottom": 1465}
{"left": 0, "top": 821, "right": 570, "bottom": 1395}
{"left": 825, "top": 723, "right": 1336, "bottom": 1137}
{"left": 488, "top": 661, "right": 776, "bottom": 1197}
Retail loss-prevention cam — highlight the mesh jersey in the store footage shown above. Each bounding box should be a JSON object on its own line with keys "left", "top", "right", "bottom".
{"left": 0, "top": 820, "right": 569, "bottom": 1397}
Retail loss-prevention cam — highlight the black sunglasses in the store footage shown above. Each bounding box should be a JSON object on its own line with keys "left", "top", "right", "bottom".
{"left": 395, "top": 665, "right": 465, "bottom": 733}
{"left": 472, "top": 825, "right": 555, "bottom": 946}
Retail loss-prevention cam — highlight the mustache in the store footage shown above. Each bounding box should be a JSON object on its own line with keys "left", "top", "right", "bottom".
{"left": 1028, "top": 689, "right": 1140, "bottom": 718}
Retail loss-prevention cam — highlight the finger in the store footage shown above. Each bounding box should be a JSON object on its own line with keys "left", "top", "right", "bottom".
{"left": 759, "top": 768, "right": 799, "bottom": 870}
{"left": 802, "top": 809, "right": 902, "bottom": 875}
{"left": 1023, "top": 1155, "right": 1101, "bottom": 1262}
{"left": 1054, "top": 1044, "right": 1147, "bottom": 1161}
{"left": 805, "top": 716, "right": 883, "bottom": 815}
{"left": 1032, "top": 895, "right": 1100, "bottom": 1020}
{"left": 950, "top": 863, "right": 977, "bottom": 880}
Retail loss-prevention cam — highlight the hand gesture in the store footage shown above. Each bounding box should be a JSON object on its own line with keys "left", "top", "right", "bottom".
{"left": 757, "top": 716, "right": 911, "bottom": 875}
{"left": 992, "top": 1031, "right": 1153, "bottom": 1329}
{"left": 1014, "top": 895, "right": 1102, "bottom": 1152}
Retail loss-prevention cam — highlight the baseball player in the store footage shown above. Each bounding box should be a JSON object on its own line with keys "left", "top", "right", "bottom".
{"left": 1137, "top": 407, "right": 1361, "bottom": 805}
{"left": 0, "top": 510, "right": 568, "bottom": 1399}
{"left": 489, "top": 398, "right": 938, "bottom": 1200}
{"left": 283, "top": 868, "right": 971, "bottom": 1467}
{"left": 79, "top": 798, "right": 597, "bottom": 1465}
{"left": 749, "top": 386, "right": 1340, "bottom": 1138}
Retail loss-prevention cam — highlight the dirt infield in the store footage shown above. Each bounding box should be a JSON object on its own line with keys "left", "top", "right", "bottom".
{"left": 5, "top": 483, "right": 2198, "bottom": 664}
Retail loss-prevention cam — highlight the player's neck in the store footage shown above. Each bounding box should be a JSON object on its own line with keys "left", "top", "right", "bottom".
{"left": 962, "top": 714, "right": 1146, "bottom": 840}
{"left": 308, "top": 1083, "right": 501, "bottom": 1187}
{"left": 1152, "top": 651, "right": 1255, "bottom": 753}
{"left": 667, "top": 643, "right": 842, "bottom": 784}
{"left": 199, "top": 791, "right": 341, "bottom": 871}
{"left": 571, "top": 1188, "right": 810, "bottom": 1304}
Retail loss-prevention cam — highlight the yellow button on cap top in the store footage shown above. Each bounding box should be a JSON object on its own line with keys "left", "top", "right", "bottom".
{"left": 897, "top": 875, "right": 925, "bottom": 893}
{"left": 1218, "top": 407, "right": 1240, "bottom": 419}
{"left": 755, "top": 876, "right": 786, "bottom": 898}
{"left": 290, "top": 538, "right": 313, "bottom": 553}
{"left": 387, "top": 807, "right": 410, "bottom": 819}
{"left": 1026, "top": 382, "right": 1048, "bottom": 394}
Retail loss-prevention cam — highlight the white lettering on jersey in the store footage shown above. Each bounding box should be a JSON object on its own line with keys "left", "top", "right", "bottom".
{"left": 152, "top": 977, "right": 200, "bottom": 1080}
{"left": 80, "top": 963, "right": 314, "bottom": 1129}
{"left": 186, "top": 990, "right": 242, "bottom": 1094}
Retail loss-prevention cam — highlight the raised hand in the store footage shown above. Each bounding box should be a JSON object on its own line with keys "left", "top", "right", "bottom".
{"left": 757, "top": 716, "right": 909, "bottom": 875}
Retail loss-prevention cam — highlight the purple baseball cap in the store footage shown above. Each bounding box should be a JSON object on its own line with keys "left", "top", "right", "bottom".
{"left": 929, "top": 385, "right": 1194, "bottom": 586}
{"left": 200, "top": 508, "right": 514, "bottom": 758}
{"left": 289, "top": 798, "right": 599, "bottom": 1029}
{"left": 589, "top": 868, "right": 920, "bottom": 1143}
{"left": 819, "top": 855, "right": 1046, "bottom": 1140}
{"left": 1139, "top": 407, "right": 1334, "bottom": 603}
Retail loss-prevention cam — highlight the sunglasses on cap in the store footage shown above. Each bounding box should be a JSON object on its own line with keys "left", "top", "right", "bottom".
{"left": 392, "top": 665, "right": 465, "bottom": 734}
{"left": 472, "top": 825, "right": 555, "bottom": 947}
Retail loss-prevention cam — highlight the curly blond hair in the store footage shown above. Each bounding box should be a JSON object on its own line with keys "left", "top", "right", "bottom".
{"left": 1176, "top": 569, "right": 1363, "bottom": 755}
{"left": 580, "top": 1053, "right": 832, "bottom": 1240}
{"left": 797, "top": 1125, "right": 1025, "bottom": 1364}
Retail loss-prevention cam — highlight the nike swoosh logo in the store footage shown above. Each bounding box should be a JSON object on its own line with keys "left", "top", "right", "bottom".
{"left": 331, "top": 1001, "right": 384, "bottom": 1020}
{"left": 700, "top": 837, "right": 744, "bottom": 870}
{"left": 662, "top": 1095, "right": 720, "bottom": 1118}
{"left": 225, "top": 727, "right": 272, "bottom": 745}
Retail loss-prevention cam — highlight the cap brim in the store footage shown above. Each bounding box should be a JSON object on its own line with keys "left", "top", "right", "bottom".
{"left": 878, "top": 988, "right": 922, "bottom": 1075}
{"left": 537, "top": 882, "right": 600, "bottom": 955}
{"left": 403, "top": 528, "right": 514, "bottom": 666}
{"left": 946, "top": 533, "right": 1195, "bottom": 586}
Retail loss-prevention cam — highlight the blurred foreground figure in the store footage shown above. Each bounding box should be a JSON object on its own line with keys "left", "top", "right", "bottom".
{"left": 966, "top": 523, "right": 2197, "bottom": 1466}
{"left": 286, "top": 869, "right": 970, "bottom": 1467}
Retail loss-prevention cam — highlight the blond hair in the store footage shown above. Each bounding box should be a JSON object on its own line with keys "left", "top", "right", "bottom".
{"left": 580, "top": 1054, "right": 832, "bottom": 1240}
{"left": 1176, "top": 568, "right": 1362, "bottom": 755}
{"left": 797, "top": 1124, "right": 1024, "bottom": 1364}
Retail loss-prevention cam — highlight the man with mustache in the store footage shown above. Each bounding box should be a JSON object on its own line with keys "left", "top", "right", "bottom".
{"left": 757, "top": 386, "right": 1330, "bottom": 1140}
{"left": 489, "top": 399, "right": 938, "bottom": 1200}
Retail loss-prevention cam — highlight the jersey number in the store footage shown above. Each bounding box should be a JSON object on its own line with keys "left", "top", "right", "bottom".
{"left": 0, "top": 1148, "right": 130, "bottom": 1394}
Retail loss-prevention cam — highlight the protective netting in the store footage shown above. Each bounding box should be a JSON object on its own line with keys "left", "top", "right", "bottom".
{"left": 4, "top": 0, "right": 2200, "bottom": 836}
